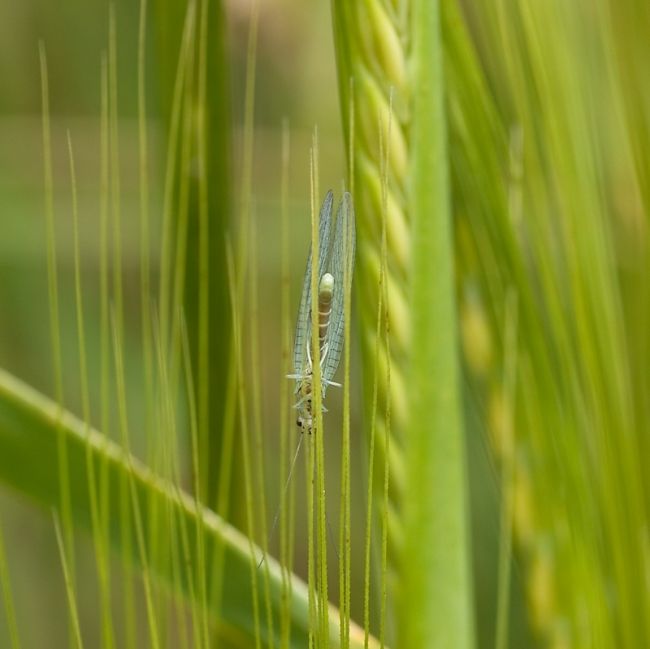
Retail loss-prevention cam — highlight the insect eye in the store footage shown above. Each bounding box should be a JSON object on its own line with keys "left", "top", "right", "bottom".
{"left": 296, "top": 419, "right": 302, "bottom": 428}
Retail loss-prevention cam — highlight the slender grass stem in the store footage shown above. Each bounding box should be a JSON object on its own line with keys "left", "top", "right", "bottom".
{"left": 226, "top": 244, "right": 263, "bottom": 649}
{"left": 39, "top": 44, "right": 77, "bottom": 643}
{"left": 306, "top": 431, "right": 317, "bottom": 649}
{"left": 97, "top": 53, "right": 115, "bottom": 649}
{"left": 363, "top": 225, "right": 384, "bottom": 647}
{"left": 339, "top": 81, "right": 356, "bottom": 649}
{"left": 249, "top": 211, "right": 276, "bottom": 644}
{"left": 494, "top": 292, "right": 518, "bottom": 649}
{"left": 53, "top": 514, "right": 84, "bottom": 649}
{"left": 68, "top": 131, "right": 115, "bottom": 649}
{"left": 196, "top": 0, "right": 211, "bottom": 506}
{"left": 111, "top": 313, "right": 161, "bottom": 649}
{"left": 155, "top": 313, "right": 194, "bottom": 649}
{"left": 279, "top": 118, "right": 294, "bottom": 649}
{"left": 158, "top": 4, "right": 195, "bottom": 349}
{"left": 179, "top": 316, "right": 209, "bottom": 649}
{"left": 106, "top": 11, "right": 140, "bottom": 648}
{"left": 0, "top": 521, "right": 21, "bottom": 649}
{"left": 378, "top": 97, "right": 392, "bottom": 649}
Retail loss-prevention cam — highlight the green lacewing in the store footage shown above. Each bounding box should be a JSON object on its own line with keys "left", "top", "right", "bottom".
{"left": 287, "top": 190, "right": 356, "bottom": 434}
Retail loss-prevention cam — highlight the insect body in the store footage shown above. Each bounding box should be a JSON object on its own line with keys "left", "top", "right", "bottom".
{"left": 288, "top": 191, "right": 356, "bottom": 434}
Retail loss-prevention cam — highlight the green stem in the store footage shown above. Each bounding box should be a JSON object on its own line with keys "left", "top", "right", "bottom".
{"left": 398, "top": 1, "right": 474, "bottom": 647}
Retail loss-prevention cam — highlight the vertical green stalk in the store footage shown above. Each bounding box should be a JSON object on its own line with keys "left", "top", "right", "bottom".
{"left": 362, "top": 241, "right": 383, "bottom": 645}
{"left": 68, "top": 131, "right": 115, "bottom": 649}
{"left": 225, "top": 245, "right": 263, "bottom": 649}
{"left": 98, "top": 52, "right": 115, "bottom": 649}
{"left": 179, "top": 318, "right": 209, "bottom": 649}
{"left": 0, "top": 521, "right": 21, "bottom": 649}
{"left": 339, "top": 85, "right": 356, "bottom": 649}
{"left": 400, "top": 3, "right": 473, "bottom": 646}
{"left": 97, "top": 51, "right": 116, "bottom": 649}
{"left": 39, "top": 42, "right": 78, "bottom": 644}
{"left": 107, "top": 12, "right": 136, "bottom": 647}
{"left": 378, "top": 110, "right": 392, "bottom": 649}
{"left": 279, "top": 119, "right": 294, "bottom": 649}
{"left": 249, "top": 210, "right": 276, "bottom": 644}
{"left": 137, "top": 1, "right": 168, "bottom": 628}
{"left": 53, "top": 514, "right": 84, "bottom": 649}
{"left": 155, "top": 311, "right": 194, "bottom": 649}
{"left": 494, "top": 293, "right": 518, "bottom": 649}
{"left": 158, "top": 317, "right": 195, "bottom": 649}
{"left": 137, "top": 0, "right": 156, "bottom": 467}
{"left": 196, "top": 0, "right": 211, "bottom": 508}
{"left": 158, "top": 3, "right": 194, "bottom": 350}
{"left": 111, "top": 316, "right": 160, "bottom": 649}
{"left": 306, "top": 433, "right": 317, "bottom": 649}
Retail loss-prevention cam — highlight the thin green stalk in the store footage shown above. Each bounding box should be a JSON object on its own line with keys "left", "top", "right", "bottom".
{"left": 279, "top": 118, "right": 294, "bottom": 649}
{"left": 137, "top": 0, "right": 156, "bottom": 476}
{"left": 237, "top": 0, "right": 259, "bottom": 285}
{"left": 495, "top": 292, "right": 518, "bottom": 649}
{"left": 225, "top": 244, "right": 263, "bottom": 649}
{"left": 0, "top": 521, "right": 21, "bottom": 649}
{"left": 339, "top": 83, "right": 355, "bottom": 649}
{"left": 68, "top": 131, "right": 115, "bottom": 649}
{"left": 111, "top": 315, "right": 161, "bottom": 649}
{"left": 108, "top": 7, "right": 124, "bottom": 335}
{"left": 106, "top": 11, "right": 137, "bottom": 648}
{"left": 138, "top": 0, "right": 165, "bottom": 626}
{"left": 179, "top": 316, "right": 209, "bottom": 649}
{"left": 209, "top": 348, "right": 237, "bottom": 626}
{"left": 378, "top": 99, "right": 392, "bottom": 649}
{"left": 338, "top": 245, "right": 352, "bottom": 649}
{"left": 249, "top": 211, "right": 276, "bottom": 645}
{"left": 306, "top": 151, "right": 319, "bottom": 649}
{"left": 168, "top": 11, "right": 197, "bottom": 396}
{"left": 306, "top": 432, "right": 317, "bottom": 649}
{"left": 39, "top": 43, "right": 77, "bottom": 641}
{"left": 53, "top": 514, "right": 84, "bottom": 649}
{"left": 363, "top": 233, "right": 384, "bottom": 647}
{"left": 152, "top": 309, "right": 192, "bottom": 649}
{"left": 97, "top": 52, "right": 116, "bottom": 649}
{"left": 155, "top": 315, "right": 194, "bottom": 649}
{"left": 158, "top": 3, "right": 195, "bottom": 348}
{"left": 196, "top": 0, "right": 211, "bottom": 506}
{"left": 338, "top": 391, "right": 351, "bottom": 649}
{"left": 210, "top": 321, "right": 239, "bottom": 639}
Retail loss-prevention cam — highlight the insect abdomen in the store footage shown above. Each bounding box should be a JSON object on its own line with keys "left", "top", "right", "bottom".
{"left": 318, "top": 272, "right": 334, "bottom": 354}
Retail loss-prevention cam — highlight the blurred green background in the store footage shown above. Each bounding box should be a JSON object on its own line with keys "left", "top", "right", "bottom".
{"left": 0, "top": 1, "right": 531, "bottom": 647}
